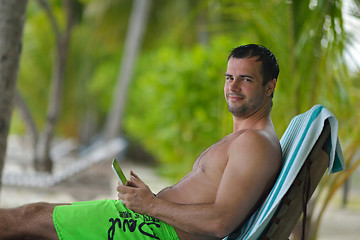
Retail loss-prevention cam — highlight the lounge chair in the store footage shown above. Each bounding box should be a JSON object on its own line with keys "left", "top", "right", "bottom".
{"left": 226, "top": 105, "right": 346, "bottom": 240}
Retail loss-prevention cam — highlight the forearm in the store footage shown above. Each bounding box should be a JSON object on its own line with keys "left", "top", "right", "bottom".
{"left": 117, "top": 172, "right": 234, "bottom": 237}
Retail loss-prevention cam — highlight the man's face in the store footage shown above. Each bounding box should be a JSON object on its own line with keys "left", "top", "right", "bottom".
{"left": 224, "top": 57, "right": 268, "bottom": 118}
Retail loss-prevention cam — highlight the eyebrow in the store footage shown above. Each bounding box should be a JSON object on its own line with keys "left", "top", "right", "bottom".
{"left": 225, "top": 73, "right": 255, "bottom": 79}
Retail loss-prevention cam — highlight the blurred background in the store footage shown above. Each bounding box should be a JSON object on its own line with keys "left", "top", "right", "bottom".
{"left": 0, "top": 0, "right": 359, "bottom": 239}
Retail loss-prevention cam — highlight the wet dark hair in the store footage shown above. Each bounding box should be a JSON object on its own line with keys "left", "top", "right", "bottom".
{"left": 228, "top": 44, "right": 279, "bottom": 86}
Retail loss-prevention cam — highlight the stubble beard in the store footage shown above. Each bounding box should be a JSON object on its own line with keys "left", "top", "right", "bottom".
{"left": 226, "top": 92, "right": 249, "bottom": 117}
{"left": 226, "top": 94, "right": 265, "bottom": 118}
{"left": 227, "top": 102, "right": 248, "bottom": 117}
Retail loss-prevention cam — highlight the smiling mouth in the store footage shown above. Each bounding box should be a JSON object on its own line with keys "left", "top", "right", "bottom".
{"left": 227, "top": 93, "right": 245, "bottom": 101}
{"left": 230, "top": 96, "right": 243, "bottom": 101}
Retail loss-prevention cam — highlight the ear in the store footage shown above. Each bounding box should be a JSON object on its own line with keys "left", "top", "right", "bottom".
{"left": 265, "top": 78, "right": 276, "bottom": 96}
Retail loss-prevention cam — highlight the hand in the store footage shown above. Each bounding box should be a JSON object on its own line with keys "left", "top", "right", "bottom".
{"left": 117, "top": 171, "right": 156, "bottom": 215}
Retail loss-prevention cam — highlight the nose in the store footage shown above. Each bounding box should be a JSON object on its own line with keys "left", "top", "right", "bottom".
{"left": 229, "top": 79, "right": 241, "bottom": 92}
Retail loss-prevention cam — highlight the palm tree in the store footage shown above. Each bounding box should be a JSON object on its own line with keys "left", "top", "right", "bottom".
{"left": 104, "top": 0, "right": 151, "bottom": 140}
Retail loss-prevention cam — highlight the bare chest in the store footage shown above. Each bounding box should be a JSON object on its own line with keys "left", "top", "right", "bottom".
{"left": 193, "top": 135, "right": 235, "bottom": 173}
{"left": 157, "top": 133, "right": 242, "bottom": 204}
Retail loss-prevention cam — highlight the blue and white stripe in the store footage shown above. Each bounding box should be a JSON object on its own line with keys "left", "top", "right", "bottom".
{"left": 225, "top": 105, "right": 346, "bottom": 240}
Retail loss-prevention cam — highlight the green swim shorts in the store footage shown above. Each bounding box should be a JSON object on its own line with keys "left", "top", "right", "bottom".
{"left": 53, "top": 199, "right": 180, "bottom": 240}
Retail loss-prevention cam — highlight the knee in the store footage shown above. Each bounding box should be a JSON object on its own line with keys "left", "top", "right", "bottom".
{"left": 18, "top": 202, "right": 58, "bottom": 238}
{"left": 19, "top": 202, "right": 55, "bottom": 221}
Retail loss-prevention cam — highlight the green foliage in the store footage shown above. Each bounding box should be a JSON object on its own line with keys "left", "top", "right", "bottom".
{"left": 18, "top": 3, "right": 54, "bottom": 127}
{"left": 12, "top": 0, "right": 360, "bottom": 186}
{"left": 7, "top": 0, "right": 359, "bottom": 238}
{"left": 124, "top": 37, "right": 235, "bottom": 179}
{"left": 16, "top": 0, "right": 126, "bottom": 137}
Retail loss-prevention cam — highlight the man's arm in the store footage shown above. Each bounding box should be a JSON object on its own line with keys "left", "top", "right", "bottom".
{"left": 118, "top": 131, "right": 281, "bottom": 238}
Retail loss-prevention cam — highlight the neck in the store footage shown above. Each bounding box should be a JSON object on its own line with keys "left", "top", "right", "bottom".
{"left": 232, "top": 102, "right": 273, "bottom": 132}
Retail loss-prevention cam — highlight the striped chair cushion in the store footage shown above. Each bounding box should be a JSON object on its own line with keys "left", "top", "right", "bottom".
{"left": 225, "top": 105, "right": 345, "bottom": 240}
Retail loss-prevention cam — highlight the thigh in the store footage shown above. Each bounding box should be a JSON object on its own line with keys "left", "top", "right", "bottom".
{"left": 53, "top": 199, "right": 179, "bottom": 240}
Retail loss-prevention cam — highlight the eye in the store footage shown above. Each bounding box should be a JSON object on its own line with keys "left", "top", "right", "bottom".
{"left": 225, "top": 76, "right": 233, "bottom": 81}
{"left": 243, "top": 78, "right": 252, "bottom": 82}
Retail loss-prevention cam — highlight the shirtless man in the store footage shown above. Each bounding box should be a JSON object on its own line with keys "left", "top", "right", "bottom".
{"left": 0, "top": 44, "right": 281, "bottom": 240}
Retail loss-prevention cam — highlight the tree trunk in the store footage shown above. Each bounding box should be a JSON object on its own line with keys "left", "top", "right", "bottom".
{"left": 14, "top": 90, "right": 39, "bottom": 163}
{"left": 35, "top": 0, "right": 75, "bottom": 172}
{"left": 104, "top": 0, "right": 151, "bottom": 140}
{"left": 196, "top": 0, "right": 209, "bottom": 45}
{"left": 0, "top": 0, "right": 28, "bottom": 190}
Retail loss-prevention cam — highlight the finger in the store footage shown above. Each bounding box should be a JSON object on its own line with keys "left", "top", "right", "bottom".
{"left": 117, "top": 184, "right": 124, "bottom": 192}
{"left": 117, "top": 188, "right": 129, "bottom": 200}
{"left": 117, "top": 184, "right": 131, "bottom": 193}
{"left": 118, "top": 194, "right": 127, "bottom": 205}
{"left": 129, "top": 176, "right": 142, "bottom": 188}
{"left": 130, "top": 171, "right": 146, "bottom": 187}
{"left": 126, "top": 180, "right": 137, "bottom": 187}
{"left": 130, "top": 170, "right": 139, "bottom": 178}
{"left": 117, "top": 191, "right": 123, "bottom": 200}
{"left": 117, "top": 182, "right": 123, "bottom": 191}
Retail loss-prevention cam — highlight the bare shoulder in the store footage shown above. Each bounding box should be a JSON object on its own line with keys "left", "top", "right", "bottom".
{"left": 223, "top": 129, "right": 282, "bottom": 200}
{"left": 229, "top": 129, "right": 281, "bottom": 169}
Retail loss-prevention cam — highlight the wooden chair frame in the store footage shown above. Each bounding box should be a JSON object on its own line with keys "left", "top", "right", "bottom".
{"left": 259, "top": 121, "right": 331, "bottom": 240}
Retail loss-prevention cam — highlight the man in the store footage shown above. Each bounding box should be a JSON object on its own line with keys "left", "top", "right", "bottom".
{"left": 0, "top": 44, "right": 281, "bottom": 240}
